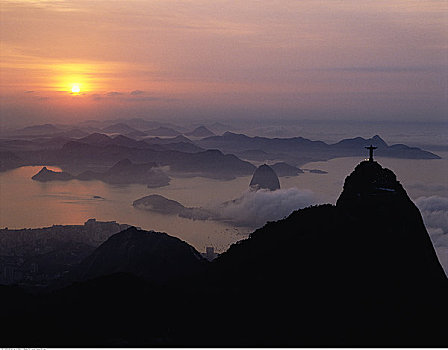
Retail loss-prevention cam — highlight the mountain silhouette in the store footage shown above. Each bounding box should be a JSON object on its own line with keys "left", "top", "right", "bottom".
{"left": 133, "top": 194, "right": 186, "bottom": 215}
{"left": 144, "top": 126, "right": 181, "bottom": 137}
{"left": 198, "top": 132, "right": 439, "bottom": 166}
{"left": 31, "top": 159, "right": 170, "bottom": 187}
{"left": 208, "top": 159, "right": 447, "bottom": 346}
{"left": 184, "top": 126, "right": 215, "bottom": 137}
{"left": 133, "top": 194, "right": 216, "bottom": 221}
{"left": 101, "top": 123, "right": 138, "bottom": 135}
{"left": 54, "top": 137, "right": 255, "bottom": 179}
{"left": 145, "top": 134, "right": 194, "bottom": 145}
{"left": 109, "top": 135, "right": 150, "bottom": 148}
{"left": 79, "top": 159, "right": 170, "bottom": 187}
{"left": 73, "top": 227, "right": 206, "bottom": 285}
{"left": 333, "top": 134, "right": 438, "bottom": 159}
{"left": 144, "top": 135, "right": 204, "bottom": 153}
{"left": 78, "top": 133, "right": 150, "bottom": 149}
{"left": 249, "top": 164, "right": 280, "bottom": 191}
{"left": 1, "top": 160, "right": 447, "bottom": 346}
{"left": 271, "top": 162, "right": 304, "bottom": 176}
{"left": 77, "top": 132, "right": 116, "bottom": 146}
{"left": 12, "top": 123, "right": 61, "bottom": 136}
{"left": 32, "top": 166, "right": 74, "bottom": 181}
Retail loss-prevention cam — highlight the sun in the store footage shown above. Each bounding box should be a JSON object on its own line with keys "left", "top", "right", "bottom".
{"left": 71, "top": 84, "right": 81, "bottom": 93}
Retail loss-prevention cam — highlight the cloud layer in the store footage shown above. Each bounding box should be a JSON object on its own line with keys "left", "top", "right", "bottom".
{"left": 415, "top": 196, "right": 448, "bottom": 236}
{"left": 217, "top": 188, "right": 317, "bottom": 228}
{"left": 415, "top": 195, "right": 448, "bottom": 275}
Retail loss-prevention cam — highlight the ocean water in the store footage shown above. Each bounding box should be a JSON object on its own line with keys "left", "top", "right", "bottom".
{"left": 0, "top": 166, "right": 253, "bottom": 252}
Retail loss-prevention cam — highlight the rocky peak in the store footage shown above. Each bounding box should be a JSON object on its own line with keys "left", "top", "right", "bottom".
{"left": 336, "top": 160, "right": 407, "bottom": 216}
{"left": 249, "top": 164, "right": 280, "bottom": 191}
{"left": 371, "top": 135, "right": 388, "bottom": 148}
{"left": 31, "top": 166, "right": 73, "bottom": 182}
{"left": 32, "top": 166, "right": 51, "bottom": 177}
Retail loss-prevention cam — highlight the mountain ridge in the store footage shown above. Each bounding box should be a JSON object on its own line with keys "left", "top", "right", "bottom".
{"left": 198, "top": 132, "right": 439, "bottom": 166}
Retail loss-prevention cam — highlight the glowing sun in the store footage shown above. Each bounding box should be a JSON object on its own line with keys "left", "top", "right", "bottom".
{"left": 71, "top": 84, "right": 81, "bottom": 93}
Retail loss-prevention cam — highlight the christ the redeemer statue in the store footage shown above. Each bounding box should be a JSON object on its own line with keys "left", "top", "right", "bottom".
{"left": 365, "top": 145, "right": 377, "bottom": 162}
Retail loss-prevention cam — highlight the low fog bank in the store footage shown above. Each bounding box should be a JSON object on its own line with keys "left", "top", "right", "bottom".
{"left": 415, "top": 196, "right": 448, "bottom": 275}
{"left": 216, "top": 188, "right": 318, "bottom": 228}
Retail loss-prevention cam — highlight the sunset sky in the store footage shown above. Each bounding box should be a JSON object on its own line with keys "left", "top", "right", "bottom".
{"left": 0, "top": 0, "right": 446, "bottom": 126}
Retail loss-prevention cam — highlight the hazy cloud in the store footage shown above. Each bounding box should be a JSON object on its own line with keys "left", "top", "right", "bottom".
{"left": 415, "top": 196, "right": 448, "bottom": 235}
{"left": 217, "top": 188, "right": 317, "bottom": 228}
{"left": 90, "top": 93, "right": 103, "bottom": 101}
{"left": 415, "top": 195, "right": 448, "bottom": 216}
{"left": 106, "top": 91, "right": 124, "bottom": 96}
{"left": 416, "top": 195, "right": 448, "bottom": 276}
{"left": 408, "top": 183, "right": 448, "bottom": 196}
{"left": 320, "top": 65, "right": 447, "bottom": 73}
{"left": 85, "top": 90, "right": 171, "bottom": 102}
{"left": 127, "top": 96, "right": 175, "bottom": 103}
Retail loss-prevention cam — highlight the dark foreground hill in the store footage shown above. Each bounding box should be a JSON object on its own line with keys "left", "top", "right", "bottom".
{"left": 208, "top": 161, "right": 447, "bottom": 346}
{"left": 0, "top": 160, "right": 446, "bottom": 346}
{"left": 72, "top": 227, "right": 207, "bottom": 285}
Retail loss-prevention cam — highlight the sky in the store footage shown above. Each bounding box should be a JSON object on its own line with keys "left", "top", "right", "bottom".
{"left": 0, "top": 0, "right": 446, "bottom": 126}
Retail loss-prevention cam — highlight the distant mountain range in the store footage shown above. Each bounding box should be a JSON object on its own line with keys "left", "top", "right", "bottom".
{"left": 101, "top": 122, "right": 140, "bottom": 135}
{"left": 197, "top": 132, "right": 440, "bottom": 166}
{"left": 1, "top": 131, "right": 254, "bottom": 179}
{"left": 11, "top": 123, "right": 61, "bottom": 136}
{"left": 0, "top": 122, "right": 440, "bottom": 180}
{"left": 144, "top": 126, "right": 182, "bottom": 137}
{"left": 54, "top": 141, "right": 254, "bottom": 179}
{"left": 184, "top": 126, "right": 215, "bottom": 137}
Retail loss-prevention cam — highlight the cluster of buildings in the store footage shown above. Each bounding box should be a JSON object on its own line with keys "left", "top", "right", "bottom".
{"left": 0, "top": 219, "right": 131, "bottom": 285}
